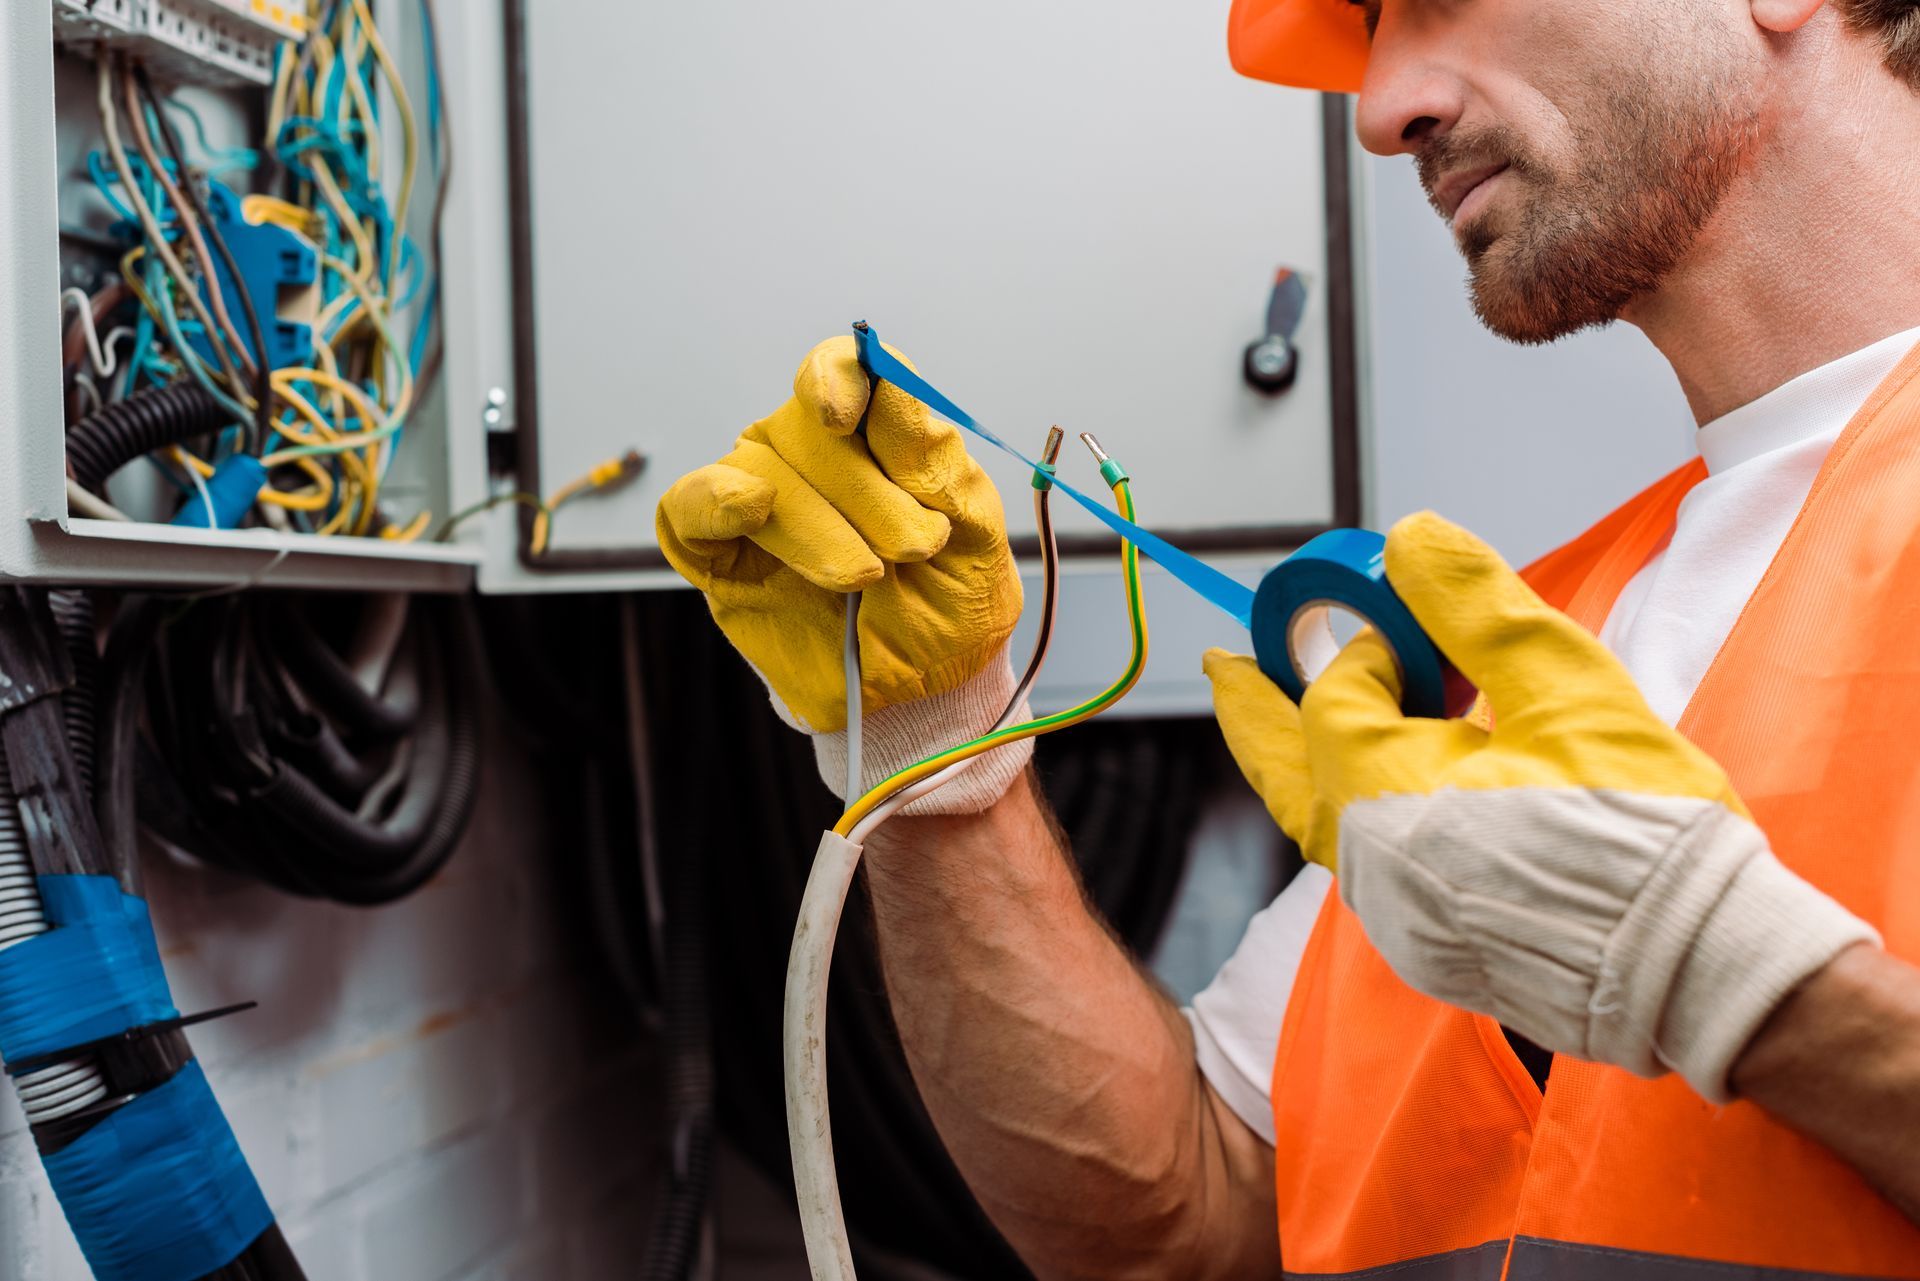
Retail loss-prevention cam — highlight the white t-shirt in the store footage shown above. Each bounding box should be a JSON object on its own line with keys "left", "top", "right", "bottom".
{"left": 1187, "top": 325, "right": 1920, "bottom": 1144}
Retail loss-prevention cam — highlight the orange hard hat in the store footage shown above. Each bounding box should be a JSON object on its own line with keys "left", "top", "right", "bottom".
{"left": 1228, "top": 0, "right": 1370, "bottom": 93}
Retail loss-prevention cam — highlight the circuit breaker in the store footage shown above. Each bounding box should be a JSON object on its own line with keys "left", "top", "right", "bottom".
{"left": 52, "top": 0, "right": 305, "bottom": 86}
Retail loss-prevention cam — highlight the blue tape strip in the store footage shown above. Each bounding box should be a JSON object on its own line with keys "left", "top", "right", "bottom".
{"left": 43, "top": 1060, "right": 273, "bottom": 1281}
{"left": 1249, "top": 529, "right": 1448, "bottom": 718}
{"left": 0, "top": 877, "right": 176, "bottom": 1064}
{"left": 850, "top": 324, "right": 1451, "bottom": 714}
{"left": 852, "top": 324, "right": 1258, "bottom": 627}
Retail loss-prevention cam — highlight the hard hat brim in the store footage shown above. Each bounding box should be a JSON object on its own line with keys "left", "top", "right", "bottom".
{"left": 1228, "top": 0, "right": 1370, "bottom": 94}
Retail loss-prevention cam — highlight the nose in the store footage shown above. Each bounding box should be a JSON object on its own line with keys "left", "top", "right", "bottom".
{"left": 1352, "top": 11, "right": 1467, "bottom": 158}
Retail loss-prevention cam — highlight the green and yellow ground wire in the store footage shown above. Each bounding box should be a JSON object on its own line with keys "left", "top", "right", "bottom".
{"left": 837, "top": 458, "right": 1148, "bottom": 841}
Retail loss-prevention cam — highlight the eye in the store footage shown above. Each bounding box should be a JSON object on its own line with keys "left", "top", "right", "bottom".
{"left": 1349, "top": 0, "right": 1383, "bottom": 37}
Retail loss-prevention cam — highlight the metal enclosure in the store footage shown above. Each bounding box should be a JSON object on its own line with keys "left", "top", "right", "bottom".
{"left": 1, "top": 1, "right": 473, "bottom": 591}
{"left": 476, "top": 0, "right": 1357, "bottom": 587}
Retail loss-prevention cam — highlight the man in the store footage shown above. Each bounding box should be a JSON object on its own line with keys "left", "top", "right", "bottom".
{"left": 658, "top": 0, "right": 1920, "bottom": 1276}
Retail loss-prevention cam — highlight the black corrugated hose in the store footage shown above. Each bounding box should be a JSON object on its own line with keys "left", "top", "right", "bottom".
{"left": 140, "top": 594, "right": 482, "bottom": 906}
{"left": 0, "top": 587, "right": 307, "bottom": 1280}
{"left": 48, "top": 590, "right": 97, "bottom": 802}
{"left": 65, "top": 382, "right": 230, "bottom": 496}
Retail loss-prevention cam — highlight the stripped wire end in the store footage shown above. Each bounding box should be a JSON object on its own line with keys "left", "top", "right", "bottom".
{"left": 1032, "top": 425, "right": 1065, "bottom": 492}
{"left": 1079, "top": 432, "right": 1129, "bottom": 487}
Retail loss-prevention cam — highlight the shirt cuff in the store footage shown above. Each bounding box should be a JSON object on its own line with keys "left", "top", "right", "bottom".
{"left": 810, "top": 643, "right": 1033, "bottom": 817}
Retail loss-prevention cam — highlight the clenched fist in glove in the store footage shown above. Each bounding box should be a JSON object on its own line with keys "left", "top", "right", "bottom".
{"left": 657, "top": 336, "right": 1028, "bottom": 813}
{"left": 1204, "top": 511, "right": 1877, "bottom": 1102}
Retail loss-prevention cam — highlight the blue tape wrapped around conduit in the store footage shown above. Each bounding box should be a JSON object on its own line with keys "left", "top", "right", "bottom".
{"left": 0, "top": 877, "right": 271, "bottom": 1281}
{"left": 43, "top": 1061, "right": 272, "bottom": 1281}
{"left": 0, "top": 876, "right": 176, "bottom": 1063}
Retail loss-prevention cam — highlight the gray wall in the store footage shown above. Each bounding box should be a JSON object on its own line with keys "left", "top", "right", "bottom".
{"left": 0, "top": 691, "right": 661, "bottom": 1281}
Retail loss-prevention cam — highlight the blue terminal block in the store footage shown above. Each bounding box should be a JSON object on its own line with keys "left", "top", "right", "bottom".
{"left": 170, "top": 456, "right": 268, "bottom": 531}
{"left": 185, "top": 180, "right": 319, "bottom": 374}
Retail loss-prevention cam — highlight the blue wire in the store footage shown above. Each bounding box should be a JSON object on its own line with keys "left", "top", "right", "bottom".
{"left": 155, "top": 96, "right": 261, "bottom": 176}
{"left": 87, "top": 151, "right": 140, "bottom": 223}
{"left": 123, "top": 307, "right": 156, "bottom": 400}
{"left": 420, "top": 0, "right": 443, "bottom": 167}
{"left": 88, "top": 152, "right": 187, "bottom": 231}
{"left": 148, "top": 257, "right": 250, "bottom": 427}
{"left": 321, "top": 32, "right": 348, "bottom": 124}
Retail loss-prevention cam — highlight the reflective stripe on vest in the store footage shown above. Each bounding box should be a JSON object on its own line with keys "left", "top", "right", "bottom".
{"left": 1507, "top": 1238, "right": 1901, "bottom": 1281}
{"left": 1269, "top": 339, "right": 1920, "bottom": 1280}
{"left": 1283, "top": 1241, "right": 1509, "bottom": 1280}
{"left": 1281, "top": 1240, "right": 1895, "bottom": 1281}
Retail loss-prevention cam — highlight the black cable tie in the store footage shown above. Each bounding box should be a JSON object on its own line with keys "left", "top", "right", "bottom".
{"left": 5, "top": 1001, "right": 258, "bottom": 1078}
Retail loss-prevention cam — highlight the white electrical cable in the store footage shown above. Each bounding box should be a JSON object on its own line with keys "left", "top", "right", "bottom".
{"left": 185, "top": 459, "right": 219, "bottom": 529}
{"left": 97, "top": 327, "right": 137, "bottom": 380}
{"left": 59, "top": 289, "right": 107, "bottom": 377}
{"left": 843, "top": 593, "right": 862, "bottom": 801}
{"left": 788, "top": 436, "right": 1067, "bottom": 1279}
{"left": 72, "top": 372, "right": 104, "bottom": 418}
{"left": 781, "top": 526, "right": 876, "bottom": 1281}
{"left": 65, "top": 480, "right": 133, "bottom": 523}
{"left": 785, "top": 827, "right": 864, "bottom": 1281}
{"left": 0, "top": 765, "right": 111, "bottom": 1125}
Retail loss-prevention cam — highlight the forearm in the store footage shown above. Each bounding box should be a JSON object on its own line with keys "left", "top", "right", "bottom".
{"left": 1734, "top": 943, "right": 1920, "bottom": 1222}
{"left": 862, "top": 770, "right": 1278, "bottom": 1281}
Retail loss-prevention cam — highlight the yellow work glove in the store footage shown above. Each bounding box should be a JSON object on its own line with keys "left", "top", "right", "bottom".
{"left": 658, "top": 336, "right": 1028, "bottom": 813}
{"left": 1204, "top": 511, "right": 1876, "bottom": 1101}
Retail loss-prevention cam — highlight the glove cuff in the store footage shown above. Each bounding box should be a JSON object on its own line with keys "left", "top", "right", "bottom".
{"left": 1648, "top": 810, "right": 1879, "bottom": 1103}
{"left": 811, "top": 643, "right": 1034, "bottom": 817}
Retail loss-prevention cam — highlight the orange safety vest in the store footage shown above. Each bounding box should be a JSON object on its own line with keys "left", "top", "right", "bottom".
{"left": 1269, "top": 340, "right": 1920, "bottom": 1280}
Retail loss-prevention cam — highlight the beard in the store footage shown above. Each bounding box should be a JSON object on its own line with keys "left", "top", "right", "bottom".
{"left": 1419, "top": 70, "right": 1761, "bottom": 345}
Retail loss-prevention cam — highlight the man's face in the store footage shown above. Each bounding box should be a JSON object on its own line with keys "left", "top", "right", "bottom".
{"left": 1354, "top": 0, "right": 1767, "bottom": 344}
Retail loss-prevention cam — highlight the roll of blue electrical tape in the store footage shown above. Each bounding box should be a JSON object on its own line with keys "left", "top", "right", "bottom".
{"left": 1251, "top": 529, "right": 1449, "bottom": 720}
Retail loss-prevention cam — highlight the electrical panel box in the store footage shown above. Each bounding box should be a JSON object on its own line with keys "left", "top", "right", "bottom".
{"left": 458, "top": 0, "right": 1357, "bottom": 592}
{"left": 4, "top": 0, "right": 1353, "bottom": 623}
{"left": 4, "top": 0, "right": 469, "bottom": 590}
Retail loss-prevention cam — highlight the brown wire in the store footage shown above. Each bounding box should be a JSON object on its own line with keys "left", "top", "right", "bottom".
{"left": 134, "top": 64, "right": 274, "bottom": 455}
{"left": 119, "top": 61, "right": 258, "bottom": 385}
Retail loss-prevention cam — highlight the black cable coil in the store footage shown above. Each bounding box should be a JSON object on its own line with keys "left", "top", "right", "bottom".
{"left": 141, "top": 593, "right": 483, "bottom": 906}
{"left": 65, "top": 382, "right": 232, "bottom": 496}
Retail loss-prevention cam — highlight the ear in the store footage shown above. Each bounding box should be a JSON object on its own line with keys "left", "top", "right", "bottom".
{"left": 1750, "top": 0, "right": 1825, "bottom": 35}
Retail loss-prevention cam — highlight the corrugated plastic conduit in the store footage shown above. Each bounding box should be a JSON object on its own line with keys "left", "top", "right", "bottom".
{"left": 0, "top": 783, "right": 114, "bottom": 1125}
